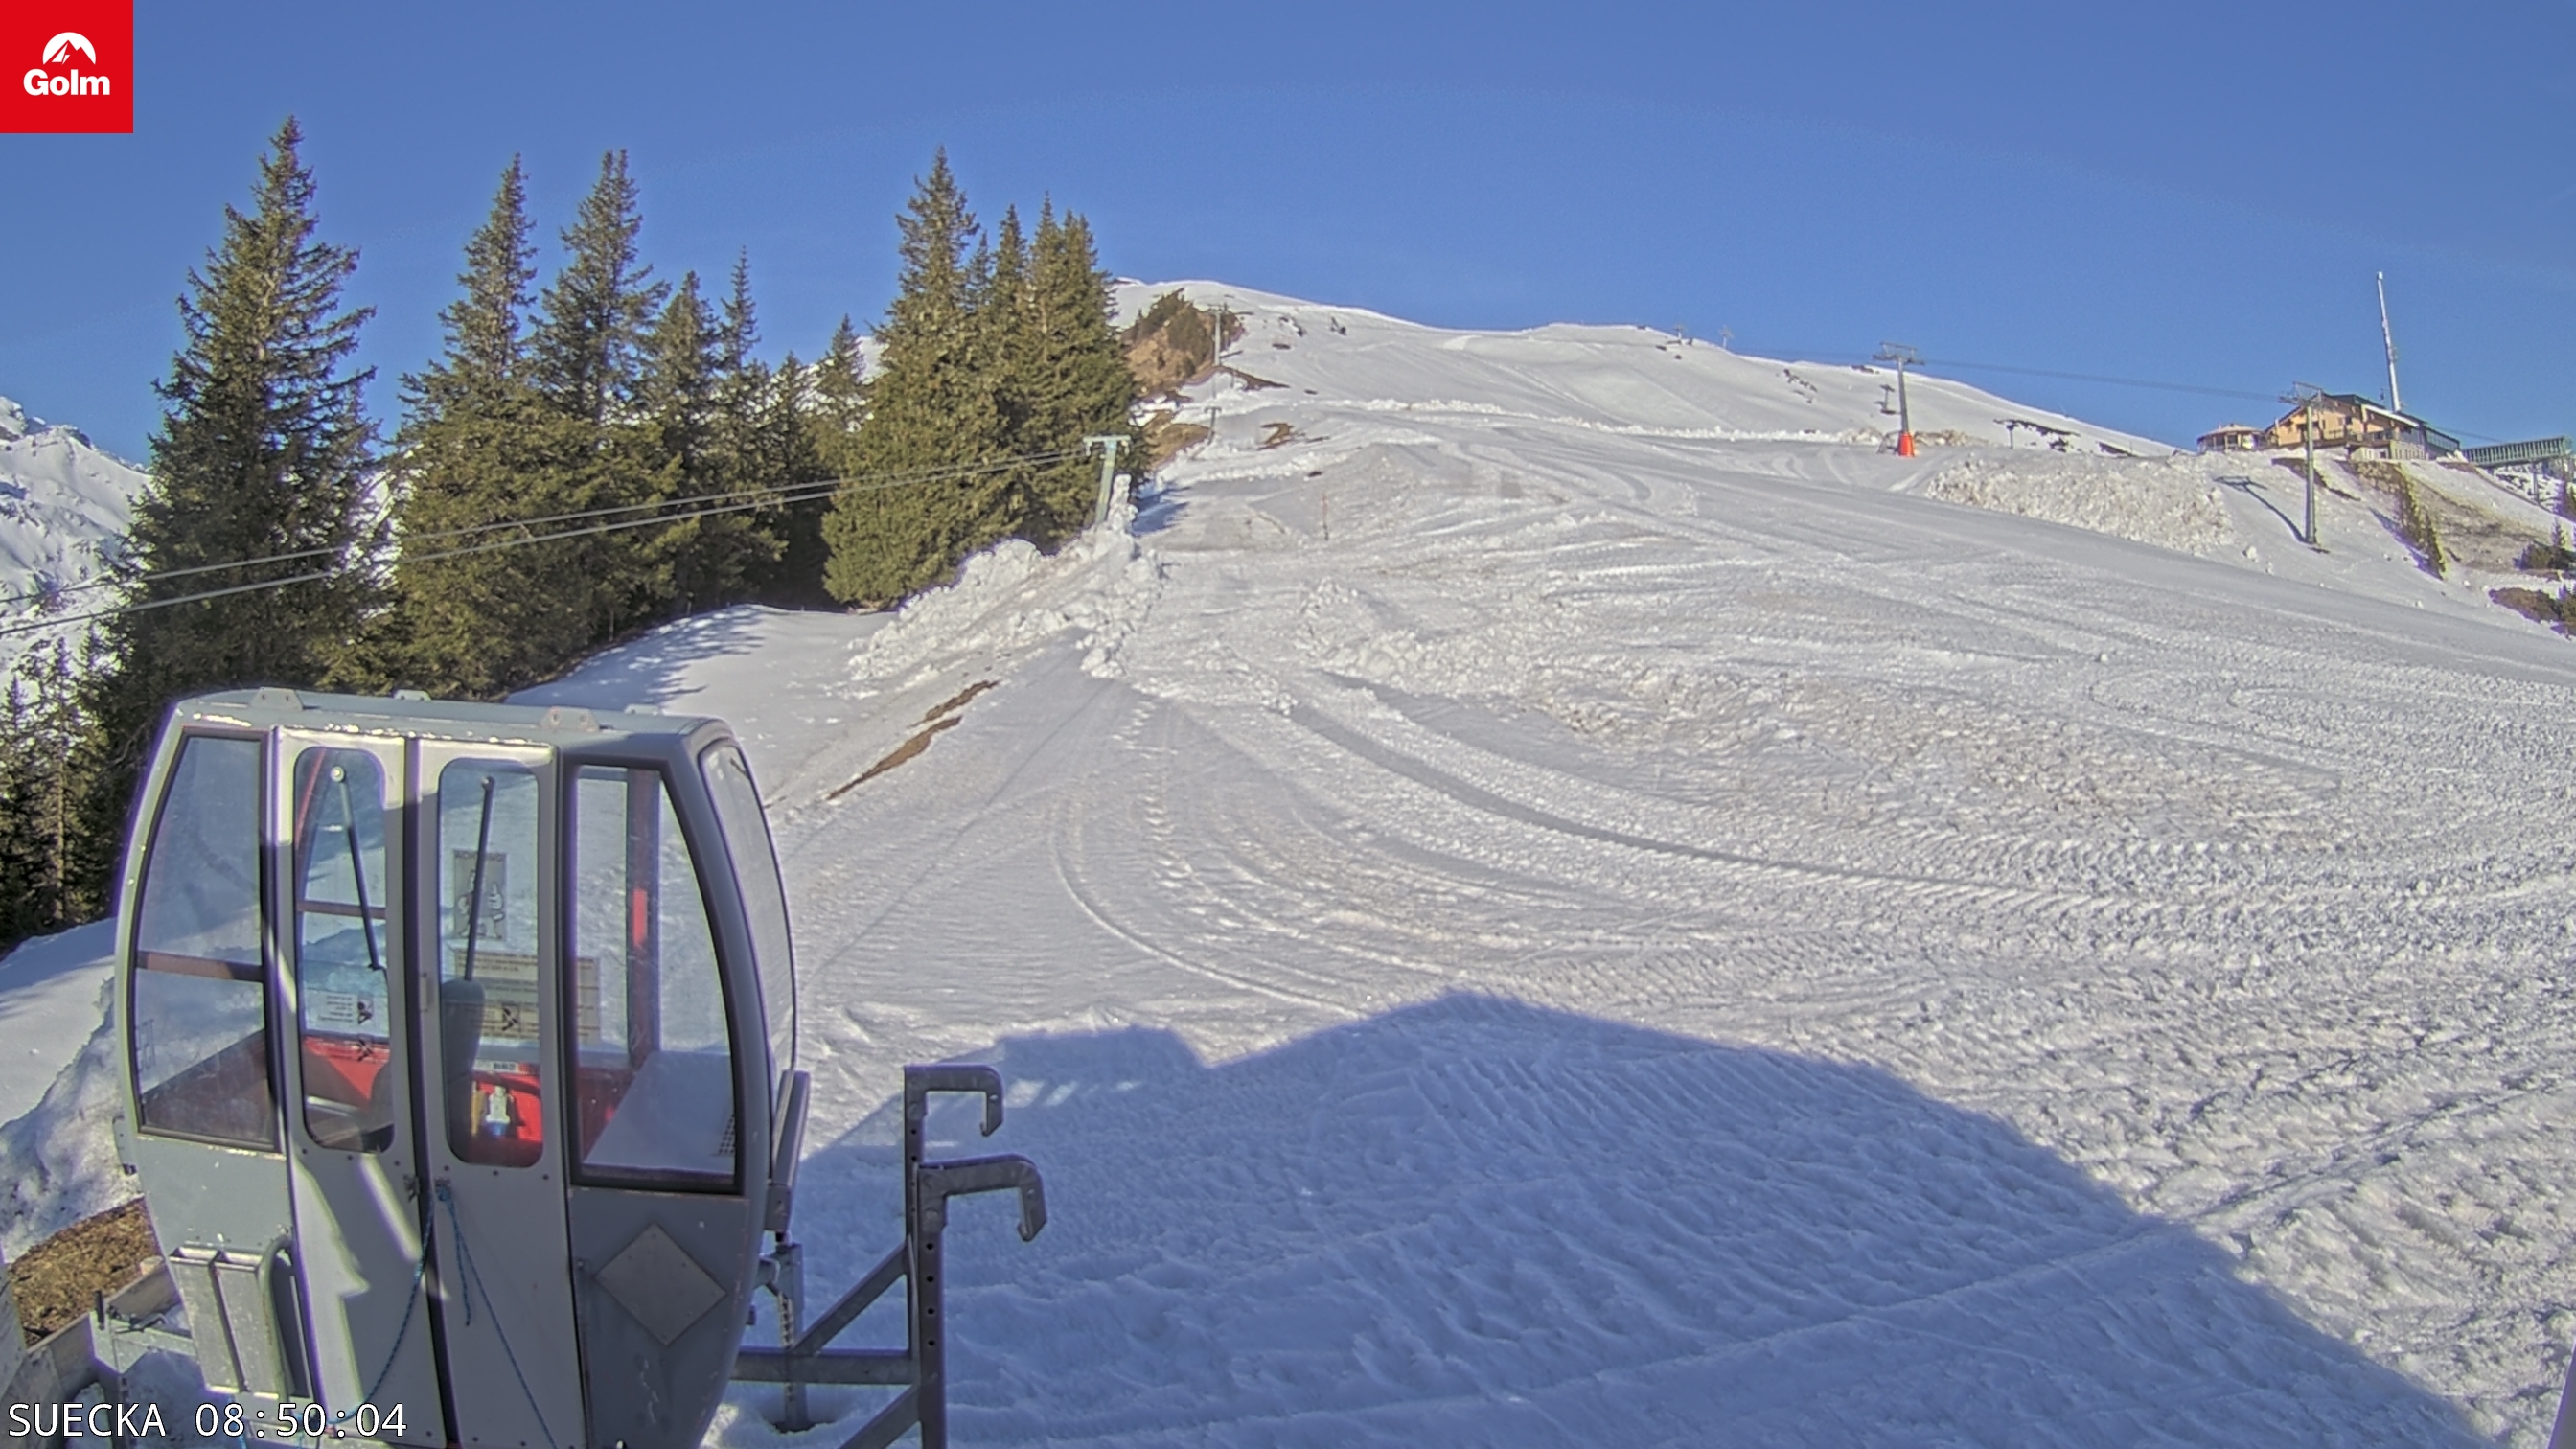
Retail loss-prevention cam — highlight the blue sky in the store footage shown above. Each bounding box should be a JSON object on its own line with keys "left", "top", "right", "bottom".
{"left": 4, "top": 1, "right": 2571, "bottom": 459}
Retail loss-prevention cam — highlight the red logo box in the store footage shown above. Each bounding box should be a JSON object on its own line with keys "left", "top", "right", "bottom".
{"left": 0, "top": 0, "right": 132, "bottom": 133}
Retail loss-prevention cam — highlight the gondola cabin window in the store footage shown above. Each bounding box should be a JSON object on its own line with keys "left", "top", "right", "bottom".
{"left": 129, "top": 734, "right": 276, "bottom": 1150}
{"left": 569, "top": 765, "right": 738, "bottom": 1189}
{"left": 703, "top": 743, "right": 794, "bottom": 1075}
{"left": 437, "top": 760, "right": 544, "bottom": 1167}
{"left": 291, "top": 748, "right": 394, "bottom": 1152}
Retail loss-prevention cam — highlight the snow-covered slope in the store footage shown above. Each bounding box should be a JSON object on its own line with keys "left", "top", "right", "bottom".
{"left": 1127, "top": 280, "right": 2173, "bottom": 458}
{"left": 551, "top": 289, "right": 2576, "bottom": 1445}
{"left": 0, "top": 396, "right": 146, "bottom": 664}
{"left": 11, "top": 286, "right": 2576, "bottom": 1444}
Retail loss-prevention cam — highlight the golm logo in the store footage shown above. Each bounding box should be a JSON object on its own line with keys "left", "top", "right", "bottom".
{"left": 24, "top": 32, "right": 110, "bottom": 98}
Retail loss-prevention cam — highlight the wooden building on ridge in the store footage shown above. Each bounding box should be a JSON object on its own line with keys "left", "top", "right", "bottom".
{"left": 2260, "top": 394, "right": 2460, "bottom": 458}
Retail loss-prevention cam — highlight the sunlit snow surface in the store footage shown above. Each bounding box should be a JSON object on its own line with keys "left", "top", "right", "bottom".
{"left": 13, "top": 289, "right": 2576, "bottom": 1443}
{"left": 583, "top": 297, "right": 2574, "bottom": 1445}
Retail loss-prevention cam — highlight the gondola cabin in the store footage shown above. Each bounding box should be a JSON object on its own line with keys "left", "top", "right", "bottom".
{"left": 113, "top": 688, "right": 796, "bottom": 1449}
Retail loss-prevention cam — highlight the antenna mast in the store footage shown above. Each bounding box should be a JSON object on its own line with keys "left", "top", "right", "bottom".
{"left": 2377, "top": 271, "right": 2403, "bottom": 414}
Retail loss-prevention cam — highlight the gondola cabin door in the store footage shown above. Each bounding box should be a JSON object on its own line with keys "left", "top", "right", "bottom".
{"left": 554, "top": 758, "right": 760, "bottom": 1449}
{"left": 409, "top": 740, "right": 585, "bottom": 1447}
{"left": 274, "top": 731, "right": 445, "bottom": 1432}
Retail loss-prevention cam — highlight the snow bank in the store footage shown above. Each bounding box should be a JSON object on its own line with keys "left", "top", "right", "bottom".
{"left": 1924, "top": 451, "right": 2233, "bottom": 556}
{"left": 0, "top": 976, "right": 130, "bottom": 1258}
{"left": 852, "top": 516, "right": 1162, "bottom": 691}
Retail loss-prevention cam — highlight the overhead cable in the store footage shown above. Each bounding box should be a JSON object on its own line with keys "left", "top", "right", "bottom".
{"left": 0, "top": 448, "right": 1087, "bottom": 612}
{"left": 0, "top": 449, "right": 1090, "bottom": 640}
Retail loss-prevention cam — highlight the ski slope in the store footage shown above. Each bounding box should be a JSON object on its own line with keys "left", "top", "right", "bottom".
{"left": 539, "top": 290, "right": 2576, "bottom": 1446}
{"left": 11, "top": 285, "right": 2576, "bottom": 1443}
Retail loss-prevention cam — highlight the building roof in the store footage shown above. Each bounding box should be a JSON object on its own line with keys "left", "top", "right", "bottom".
{"left": 2269, "top": 394, "right": 2460, "bottom": 455}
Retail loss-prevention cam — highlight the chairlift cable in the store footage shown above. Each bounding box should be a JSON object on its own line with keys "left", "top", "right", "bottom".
{"left": 1912, "top": 357, "right": 2280, "bottom": 404}
{"left": 0, "top": 448, "right": 1091, "bottom": 612}
{"left": 0, "top": 448, "right": 1097, "bottom": 639}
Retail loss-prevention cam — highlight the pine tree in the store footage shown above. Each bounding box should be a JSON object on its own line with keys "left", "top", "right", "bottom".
{"left": 1020, "top": 202, "right": 1140, "bottom": 538}
{"left": 754, "top": 352, "right": 831, "bottom": 602}
{"left": 2396, "top": 470, "right": 2448, "bottom": 578}
{"left": 0, "top": 640, "right": 105, "bottom": 949}
{"left": 532, "top": 150, "right": 663, "bottom": 430}
{"left": 953, "top": 204, "right": 1038, "bottom": 555}
{"left": 641, "top": 269, "right": 779, "bottom": 613}
{"left": 789, "top": 316, "right": 870, "bottom": 601}
{"left": 822, "top": 150, "right": 1003, "bottom": 605}
{"left": 528, "top": 150, "right": 670, "bottom": 643}
{"left": 808, "top": 315, "right": 868, "bottom": 472}
{"left": 83, "top": 117, "right": 383, "bottom": 878}
{"left": 380, "top": 157, "right": 587, "bottom": 697}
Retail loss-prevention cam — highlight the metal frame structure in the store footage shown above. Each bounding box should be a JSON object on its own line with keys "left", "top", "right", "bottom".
{"left": 735, "top": 1067, "right": 1046, "bottom": 1449}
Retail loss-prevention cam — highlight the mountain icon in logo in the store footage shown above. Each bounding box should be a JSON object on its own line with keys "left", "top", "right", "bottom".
{"left": 41, "top": 33, "right": 96, "bottom": 65}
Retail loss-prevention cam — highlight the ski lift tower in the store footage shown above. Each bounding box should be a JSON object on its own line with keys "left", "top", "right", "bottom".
{"left": 1874, "top": 342, "right": 1920, "bottom": 456}
{"left": 2284, "top": 381, "right": 2327, "bottom": 549}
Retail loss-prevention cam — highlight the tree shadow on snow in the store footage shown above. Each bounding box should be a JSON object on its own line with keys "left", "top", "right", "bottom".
{"left": 511, "top": 605, "right": 789, "bottom": 713}
{"left": 1131, "top": 487, "right": 1189, "bottom": 537}
{"left": 770, "top": 995, "right": 2488, "bottom": 1449}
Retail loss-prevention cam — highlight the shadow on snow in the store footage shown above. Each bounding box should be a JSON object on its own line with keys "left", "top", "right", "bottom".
{"left": 515, "top": 606, "right": 801, "bottom": 713}
{"left": 761, "top": 993, "right": 2486, "bottom": 1448}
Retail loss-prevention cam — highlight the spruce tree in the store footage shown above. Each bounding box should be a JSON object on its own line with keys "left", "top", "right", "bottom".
{"left": 83, "top": 117, "right": 382, "bottom": 874}
{"left": 698, "top": 257, "right": 831, "bottom": 604}
{"left": 717, "top": 251, "right": 763, "bottom": 417}
{"left": 528, "top": 150, "right": 669, "bottom": 642}
{"left": 938, "top": 203, "right": 1024, "bottom": 564}
{"left": 381, "top": 156, "right": 585, "bottom": 697}
{"left": 755, "top": 351, "right": 831, "bottom": 602}
{"left": 703, "top": 254, "right": 799, "bottom": 603}
{"left": 641, "top": 269, "right": 778, "bottom": 613}
{"left": 792, "top": 316, "right": 870, "bottom": 600}
{"left": 2396, "top": 470, "right": 2448, "bottom": 578}
{"left": 1021, "top": 202, "right": 1140, "bottom": 538}
{"left": 0, "top": 661, "right": 50, "bottom": 948}
{"left": 532, "top": 150, "right": 663, "bottom": 429}
{"left": 0, "top": 640, "right": 105, "bottom": 949}
{"left": 808, "top": 315, "right": 868, "bottom": 472}
{"left": 823, "top": 150, "right": 1002, "bottom": 605}
{"left": 822, "top": 156, "right": 1141, "bottom": 607}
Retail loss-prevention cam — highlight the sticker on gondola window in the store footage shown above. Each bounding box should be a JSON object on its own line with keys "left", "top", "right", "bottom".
{"left": 449, "top": 851, "right": 508, "bottom": 939}
{"left": 307, "top": 990, "right": 378, "bottom": 1031}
